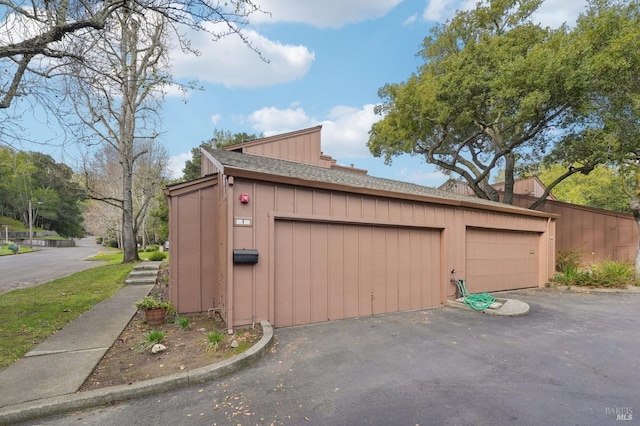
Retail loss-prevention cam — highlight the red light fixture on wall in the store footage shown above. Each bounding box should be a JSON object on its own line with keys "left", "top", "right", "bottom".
{"left": 239, "top": 193, "right": 250, "bottom": 204}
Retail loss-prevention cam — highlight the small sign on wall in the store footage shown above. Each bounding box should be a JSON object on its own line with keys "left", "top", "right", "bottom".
{"left": 234, "top": 217, "right": 252, "bottom": 226}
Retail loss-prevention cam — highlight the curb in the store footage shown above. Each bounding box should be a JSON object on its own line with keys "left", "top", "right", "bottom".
{"left": 444, "top": 298, "right": 530, "bottom": 316}
{"left": 549, "top": 285, "right": 640, "bottom": 294}
{"left": 0, "top": 321, "right": 274, "bottom": 426}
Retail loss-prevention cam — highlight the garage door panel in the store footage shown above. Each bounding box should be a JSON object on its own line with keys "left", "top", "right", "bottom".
{"left": 397, "top": 229, "right": 412, "bottom": 311}
{"left": 466, "top": 228, "right": 539, "bottom": 293}
{"left": 275, "top": 221, "right": 441, "bottom": 327}
{"left": 409, "top": 229, "right": 423, "bottom": 310}
{"left": 327, "top": 225, "right": 344, "bottom": 321}
{"left": 343, "top": 226, "right": 360, "bottom": 319}
{"left": 430, "top": 231, "right": 441, "bottom": 305}
{"left": 274, "top": 221, "right": 294, "bottom": 327}
{"left": 384, "top": 228, "right": 399, "bottom": 313}
{"left": 358, "top": 227, "right": 373, "bottom": 317}
{"left": 310, "top": 224, "right": 328, "bottom": 324}
{"left": 293, "top": 222, "right": 311, "bottom": 326}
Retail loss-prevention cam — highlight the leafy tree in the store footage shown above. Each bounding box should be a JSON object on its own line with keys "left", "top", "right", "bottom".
{"left": 148, "top": 191, "right": 169, "bottom": 243}
{"left": 182, "top": 144, "right": 208, "bottom": 182}
{"left": 367, "top": 0, "right": 636, "bottom": 208}
{"left": 562, "top": 0, "right": 640, "bottom": 275}
{"left": 182, "top": 129, "right": 259, "bottom": 181}
{"left": 0, "top": 147, "right": 84, "bottom": 236}
{"left": 533, "top": 0, "right": 640, "bottom": 211}
{"left": 532, "top": 164, "right": 630, "bottom": 213}
{"left": 29, "top": 152, "right": 85, "bottom": 237}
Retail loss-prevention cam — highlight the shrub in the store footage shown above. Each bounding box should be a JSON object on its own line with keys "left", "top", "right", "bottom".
{"left": 590, "top": 260, "right": 637, "bottom": 288}
{"left": 174, "top": 316, "right": 190, "bottom": 330}
{"left": 145, "top": 245, "right": 159, "bottom": 252}
{"left": 95, "top": 237, "right": 103, "bottom": 245}
{"left": 556, "top": 249, "right": 581, "bottom": 273}
{"left": 135, "top": 329, "right": 165, "bottom": 353}
{"left": 551, "top": 259, "right": 638, "bottom": 288}
{"left": 147, "top": 252, "right": 166, "bottom": 261}
{"left": 135, "top": 294, "right": 172, "bottom": 311}
{"left": 205, "top": 331, "right": 225, "bottom": 352}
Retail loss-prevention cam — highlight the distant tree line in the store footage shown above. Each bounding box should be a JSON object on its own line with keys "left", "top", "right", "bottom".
{"left": 0, "top": 147, "right": 85, "bottom": 237}
{"left": 182, "top": 129, "right": 260, "bottom": 181}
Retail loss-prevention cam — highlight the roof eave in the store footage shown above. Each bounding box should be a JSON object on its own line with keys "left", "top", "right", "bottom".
{"left": 222, "top": 166, "right": 558, "bottom": 219}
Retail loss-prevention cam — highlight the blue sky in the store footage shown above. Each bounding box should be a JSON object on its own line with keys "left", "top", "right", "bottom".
{"left": 10, "top": 0, "right": 590, "bottom": 186}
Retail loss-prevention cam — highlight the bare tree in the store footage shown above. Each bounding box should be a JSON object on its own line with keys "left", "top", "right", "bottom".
{"left": 131, "top": 138, "right": 169, "bottom": 249}
{"left": 68, "top": 8, "right": 171, "bottom": 262}
{"left": 84, "top": 198, "right": 121, "bottom": 245}
{"left": 0, "top": 0, "right": 262, "bottom": 110}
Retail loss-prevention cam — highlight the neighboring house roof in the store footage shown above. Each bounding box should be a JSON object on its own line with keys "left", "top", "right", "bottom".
{"left": 202, "top": 147, "right": 555, "bottom": 218}
{"left": 221, "top": 125, "right": 369, "bottom": 174}
{"left": 221, "top": 126, "right": 322, "bottom": 152}
{"left": 439, "top": 177, "right": 557, "bottom": 201}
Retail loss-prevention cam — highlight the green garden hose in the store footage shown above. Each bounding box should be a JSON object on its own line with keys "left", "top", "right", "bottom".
{"left": 454, "top": 278, "right": 496, "bottom": 311}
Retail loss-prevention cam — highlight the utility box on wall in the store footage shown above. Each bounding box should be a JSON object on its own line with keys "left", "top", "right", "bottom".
{"left": 233, "top": 249, "right": 259, "bottom": 264}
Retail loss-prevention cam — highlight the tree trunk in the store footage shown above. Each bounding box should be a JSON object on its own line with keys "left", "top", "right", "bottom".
{"left": 502, "top": 152, "right": 515, "bottom": 205}
{"left": 630, "top": 194, "right": 640, "bottom": 279}
{"left": 122, "top": 155, "right": 139, "bottom": 263}
{"left": 120, "top": 16, "right": 140, "bottom": 264}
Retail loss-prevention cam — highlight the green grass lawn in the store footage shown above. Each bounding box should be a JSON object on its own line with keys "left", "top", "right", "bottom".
{"left": 0, "top": 263, "right": 134, "bottom": 371}
{"left": 0, "top": 216, "right": 28, "bottom": 231}
{"left": 88, "top": 249, "right": 169, "bottom": 263}
{"left": 0, "top": 243, "right": 34, "bottom": 256}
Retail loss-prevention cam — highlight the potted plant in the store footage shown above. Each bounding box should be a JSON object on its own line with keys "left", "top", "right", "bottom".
{"left": 135, "top": 295, "right": 172, "bottom": 326}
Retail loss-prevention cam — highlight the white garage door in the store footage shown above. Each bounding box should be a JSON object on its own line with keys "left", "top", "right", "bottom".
{"left": 274, "top": 221, "right": 441, "bottom": 327}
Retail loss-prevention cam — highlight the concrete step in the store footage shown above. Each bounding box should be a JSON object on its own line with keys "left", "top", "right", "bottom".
{"left": 126, "top": 261, "right": 162, "bottom": 285}
{"left": 128, "top": 270, "right": 158, "bottom": 277}
{"left": 132, "top": 262, "right": 162, "bottom": 271}
{"left": 126, "top": 277, "right": 157, "bottom": 285}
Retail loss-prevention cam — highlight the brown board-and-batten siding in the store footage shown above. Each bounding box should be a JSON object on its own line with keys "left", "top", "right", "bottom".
{"left": 466, "top": 228, "right": 540, "bottom": 293}
{"left": 274, "top": 221, "right": 441, "bottom": 327}
{"left": 228, "top": 177, "right": 554, "bottom": 328}
{"left": 165, "top": 146, "right": 556, "bottom": 330}
{"left": 165, "top": 176, "right": 219, "bottom": 314}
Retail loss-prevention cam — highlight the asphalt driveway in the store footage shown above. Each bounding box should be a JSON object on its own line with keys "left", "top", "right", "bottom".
{"left": 0, "top": 237, "right": 103, "bottom": 294}
{"left": 27, "top": 289, "right": 639, "bottom": 425}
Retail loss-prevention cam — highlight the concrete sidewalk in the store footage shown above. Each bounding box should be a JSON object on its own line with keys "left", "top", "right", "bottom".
{"left": 0, "top": 262, "right": 275, "bottom": 426}
{"left": 0, "top": 282, "right": 154, "bottom": 407}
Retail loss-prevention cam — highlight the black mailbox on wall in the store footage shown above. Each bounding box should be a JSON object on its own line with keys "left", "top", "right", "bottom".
{"left": 233, "top": 249, "right": 259, "bottom": 264}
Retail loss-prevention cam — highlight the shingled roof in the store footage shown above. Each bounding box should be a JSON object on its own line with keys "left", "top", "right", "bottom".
{"left": 203, "top": 148, "right": 552, "bottom": 216}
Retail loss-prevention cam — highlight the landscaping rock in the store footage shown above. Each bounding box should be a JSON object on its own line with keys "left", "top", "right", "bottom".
{"left": 151, "top": 344, "right": 167, "bottom": 354}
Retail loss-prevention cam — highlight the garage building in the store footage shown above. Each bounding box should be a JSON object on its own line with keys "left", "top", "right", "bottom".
{"left": 164, "top": 126, "right": 556, "bottom": 331}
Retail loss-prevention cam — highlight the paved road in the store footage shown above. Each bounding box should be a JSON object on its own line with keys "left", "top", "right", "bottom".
{"left": 25, "top": 289, "right": 639, "bottom": 426}
{"left": 0, "top": 237, "right": 105, "bottom": 294}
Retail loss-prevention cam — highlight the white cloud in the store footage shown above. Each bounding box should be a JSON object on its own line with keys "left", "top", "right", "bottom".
{"left": 532, "top": 0, "right": 588, "bottom": 28}
{"left": 244, "top": 103, "right": 379, "bottom": 158}
{"left": 398, "top": 167, "right": 447, "bottom": 184}
{"left": 210, "top": 114, "right": 221, "bottom": 125}
{"left": 321, "top": 104, "right": 378, "bottom": 158}
{"left": 247, "top": 106, "right": 315, "bottom": 135}
{"left": 422, "top": 0, "right": 455, "bottom": 22}
{"left": 253, "top": 0, "right": 403, "bottom": 28}
{"left": 421, "top": 0, "right": 587, "bottom": 26}
{"left": 403, "top": 13, "right": 418, "bottom": 26}
{"left": 171, "top": 24, "right": 315, "bottom": 88}
{"left": 167, "top": 152, "right": 192, "bottom": 179}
